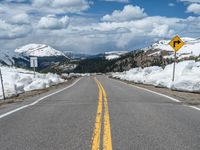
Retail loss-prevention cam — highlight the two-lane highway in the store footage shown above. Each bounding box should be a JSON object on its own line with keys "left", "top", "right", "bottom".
{"left": 0, "top": 76, "right": 200, "bottom": 150}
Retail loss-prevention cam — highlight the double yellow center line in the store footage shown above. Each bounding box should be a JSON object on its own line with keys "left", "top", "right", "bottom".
{"left": 91, "top": 77, "right": 112, "bottom": 150}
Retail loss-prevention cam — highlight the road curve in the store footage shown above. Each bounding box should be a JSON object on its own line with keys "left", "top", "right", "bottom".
{"left": 0, "top": 75, "right": 199, "bottom": 150}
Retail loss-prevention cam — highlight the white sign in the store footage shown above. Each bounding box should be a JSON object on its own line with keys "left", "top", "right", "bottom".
{"left": 30, "top": 57, "right": 38, "bottom": 68}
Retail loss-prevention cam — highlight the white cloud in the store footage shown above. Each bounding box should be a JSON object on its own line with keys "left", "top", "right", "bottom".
{"left": 69, "top": 16, "right": 182, "bottom": 50}
{"left": 9, "top": 13, "right": 30, "bottom": 25}
{"left": 179, "top": 0, "right": 200, "bottom": 3}
{"left": 149, "top": 24, "right": 174, "bottom": 37}
{"left": 187, "top": 3, "right": 200, "bottom": 14}
{"left": 38, "top": 15, "right": 70, "bottom": 30}
{"left": 0, "top": 20, "right": 32, "bottom": 39}
{"left": 102, "top": 5, "right": 147, "bottom": 22}
{"left": 33, "top": 0, "right": 91, "bottom": 13}
{"left": 168, "top": 3, "right": 175, "bottom": 7}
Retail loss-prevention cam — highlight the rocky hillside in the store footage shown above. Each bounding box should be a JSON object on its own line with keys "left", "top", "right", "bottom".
{"left": 75, "top": 37, "right": 200, "bottom": 73}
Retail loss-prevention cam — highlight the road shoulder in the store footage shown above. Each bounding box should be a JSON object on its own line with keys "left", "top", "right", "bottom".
{"left": 110, "top": 77, "right": 200, "bottom": 107}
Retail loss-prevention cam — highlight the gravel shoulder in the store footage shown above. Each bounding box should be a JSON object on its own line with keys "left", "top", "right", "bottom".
{"left": 111, "top": 77, "right": 200, "bottom": 106}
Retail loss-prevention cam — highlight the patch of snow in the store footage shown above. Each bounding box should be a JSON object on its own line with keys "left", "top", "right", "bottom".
{"left": 147, "top": 51, "right": 161, "bottom": 57}
{"left": 106, "top": 55, "right": 120, "bottom": 60}
{"left": 112, "top": 60, "right": 200, "bottom": 92}
{"left": 105, "top": 51, "right": 128, "bottom": 55}
{"left": 105, "top": 51, "right": 128, "bottom": 60}
{"left": 0, "top": 66, "right": 64, "bottom": 99}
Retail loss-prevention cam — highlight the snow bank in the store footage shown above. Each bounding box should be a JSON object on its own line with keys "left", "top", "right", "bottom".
{"left": 0, "top": 66, "right": 64, "bottom": 99}
{"left": 112, "top": 60, "right": 200, "bottom": 92}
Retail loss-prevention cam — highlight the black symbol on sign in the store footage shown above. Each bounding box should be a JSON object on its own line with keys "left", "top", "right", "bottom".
{"left": 173, "top": 40, "right": 181, "bottom": 48}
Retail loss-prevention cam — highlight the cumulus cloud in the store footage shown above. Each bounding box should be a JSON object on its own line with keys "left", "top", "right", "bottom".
{"left": 38, "top": 15, "right": 70, "bottom": 30}
{"left": 69, "top": 15, "right": 182, "bottom": 50}
{"left": 187, "top": 3, "right": 200, "bottom": 14}
{"left": 33, "top": 0, "right": 91, "bottom": 13}
{"left": 0, "top": 20, "right": 32, "bottom": 39}
{"left": 9, "top": 13, "right": 30, "bottom": 25}
{"left": 102, "top": 5, "right": 147, "bottom": 22}
{"left": 179, "top": 0, "right": 200, "bottom": 3}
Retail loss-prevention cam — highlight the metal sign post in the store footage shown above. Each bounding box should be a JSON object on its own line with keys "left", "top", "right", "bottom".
{"left": 0, "top": 68, "right": 5, "bottom": 100}
{"left": 172, "top": 51, "right": 177, "bottom": 82}
{"left": 169, "top": 35, "right": 184, "bottom": 82}
{"left": 30, "top": 57, "right": 38, "bottom": 78}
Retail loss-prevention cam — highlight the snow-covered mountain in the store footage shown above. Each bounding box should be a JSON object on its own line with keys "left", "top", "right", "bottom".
{"left": 105, "top": 51, "right": 128, "bottom": 60}
{"left": 143, "top": 37, "right": 200, "bottom": 59}
{"left": 15, "top": 44, "right": 66, "bottom": 57}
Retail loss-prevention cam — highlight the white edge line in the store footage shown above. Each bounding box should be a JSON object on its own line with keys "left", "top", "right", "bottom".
{"left": 109, "top": 77, "right": 180, "bottom": 103}
{"left": 189, "top": 106, "right": 200, "bottom": 111}
{"left": 0, "top": 78, "right": 82, "bottom": 119}
{"left": 109, "top": 77, "right": 200, "bottom": 111}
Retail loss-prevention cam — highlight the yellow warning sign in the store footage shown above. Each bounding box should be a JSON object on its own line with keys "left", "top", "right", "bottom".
{"left": 169, "top": 35, "right": 184, "bottom": 52}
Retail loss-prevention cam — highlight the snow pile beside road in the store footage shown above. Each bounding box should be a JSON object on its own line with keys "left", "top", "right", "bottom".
{"left": 0, "top": 66, "right": 64, "bottom": 99}
{"left": 112, "top": 61, "right": 200, "bottom": 92}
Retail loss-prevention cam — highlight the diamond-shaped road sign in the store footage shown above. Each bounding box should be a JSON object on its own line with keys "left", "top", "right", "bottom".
{"left": 169, "top": 35, "right": 184, "bottom": 52}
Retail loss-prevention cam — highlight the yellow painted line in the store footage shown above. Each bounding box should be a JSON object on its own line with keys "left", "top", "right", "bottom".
{"left": 91, "top": 78, "right": 103, "bottom": 150}
{"left": 98, "top": 82, "right": 113, "bottom": 150}
{"left": 91, "top": 77, "right": 112, "bottom": 150}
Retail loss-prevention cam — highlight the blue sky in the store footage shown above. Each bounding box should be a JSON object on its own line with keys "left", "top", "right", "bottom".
{"left": 90, "top": 0, "right": 187, "bottom": 18}
{"left": 0, "top": 0, "right": 200, "bottom": 54}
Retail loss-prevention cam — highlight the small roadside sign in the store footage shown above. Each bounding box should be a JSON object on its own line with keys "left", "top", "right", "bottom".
{"left": 30, "top": 57, "right": 38, "bottom": 78}
{"left": 169, "top": 35, "right": 184, "bottom": 52}
{"left": 30, "top": 57, "right": 38, "bottom": 68}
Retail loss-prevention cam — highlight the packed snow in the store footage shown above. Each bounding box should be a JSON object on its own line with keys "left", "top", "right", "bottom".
{"left": 112, "top": 60, "right": 200, "bottom": 92}
{"left": 15, "top": 44, "right": 66, "bottom": 57}
{"left": 105, "top": 51, "right": 128, "bottom": 60}
{"left": 0, "top": 66, "right": 64, "bottom": 99}
{"left": 106, "top": 55, "right": 120, "bottom": 60}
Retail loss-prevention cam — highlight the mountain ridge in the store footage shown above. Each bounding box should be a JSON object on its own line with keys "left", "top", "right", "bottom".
{"left": 15, "top": 43, "right": 67, "bottom": 57}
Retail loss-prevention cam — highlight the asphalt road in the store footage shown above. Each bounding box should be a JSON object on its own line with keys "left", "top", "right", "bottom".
{"left": 0, "top": 76, "right": 200, "bottom": 150}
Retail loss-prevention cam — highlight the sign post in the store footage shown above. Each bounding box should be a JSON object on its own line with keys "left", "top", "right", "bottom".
{"left": 0, "top": 68, "right": 5, "bottom": 100}
{"left": 30, "top": 57, "right": 38, "bottom": 78}
{"left": 169, "top": 35, "right": 184, "bottom": 81}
